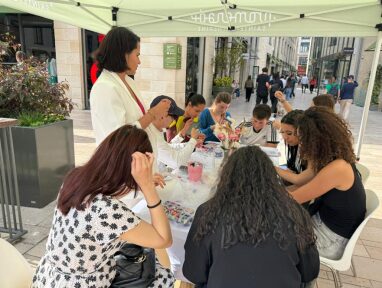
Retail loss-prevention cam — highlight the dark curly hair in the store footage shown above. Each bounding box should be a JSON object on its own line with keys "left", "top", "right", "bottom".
{"left": 298, "top": 106, "right": 355, "bottom": 173}
{"left": 281, "top": 110, "right": 305, "bottom": 172}
{"left": 194, "top": 146, "right": 316, "bottom": 252}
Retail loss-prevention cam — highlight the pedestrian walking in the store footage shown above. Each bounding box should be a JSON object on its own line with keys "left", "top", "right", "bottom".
{"left": 244, "top": 75, "right": 254, "bottom": 102}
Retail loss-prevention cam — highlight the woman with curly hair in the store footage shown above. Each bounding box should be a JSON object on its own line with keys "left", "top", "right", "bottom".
{"left": 183, "top": 146, "right": 319, "bottom": 288}
{"left": 290, "top": 107, "right": 366, "bottom": 260}
{"left": 275, "top": 110, "right": 315, "bottom": 187}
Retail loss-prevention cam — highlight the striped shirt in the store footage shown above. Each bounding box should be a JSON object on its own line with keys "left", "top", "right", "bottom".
{"left": 240, "top": 121, "right": 279, "bottom": 146}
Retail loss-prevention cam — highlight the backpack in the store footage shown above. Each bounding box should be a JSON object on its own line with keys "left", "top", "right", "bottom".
{"left": 270, "top": 82, "right": 280, "bottom": 94}
{"left": 329, "top": 84, "right": 339, "bottom": 100}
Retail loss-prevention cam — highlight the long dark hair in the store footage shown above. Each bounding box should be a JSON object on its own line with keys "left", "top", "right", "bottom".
{"left": 185, "top": 92, "right": 206, "bottom": 107}
{"left": 281, "top": 110, "right": 305, "bottom": 172}
{"left": 57, "top": 125, "right": 152, "bottom": 215}
{"left": 194, "top": 146, "right": 316, "bottom": 252}
{"left": 298, "top": 106, "right": 355, "bottom": 173}
{"left": 95, "top": 27, "right": 140, "bottom": 73}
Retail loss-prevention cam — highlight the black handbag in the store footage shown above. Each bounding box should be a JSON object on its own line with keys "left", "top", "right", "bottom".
{"left": 111, "top": 243, "right": 156, "bottom": 288}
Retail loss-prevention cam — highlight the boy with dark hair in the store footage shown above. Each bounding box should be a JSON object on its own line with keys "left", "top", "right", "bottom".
{"left": 240, "top": 104, "right": 279, "bottom": 147}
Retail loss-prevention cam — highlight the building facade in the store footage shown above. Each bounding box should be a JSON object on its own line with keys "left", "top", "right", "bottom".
{"left": 297, "top": 37, "right": 311, "bottom": 76}
{"left": 308, "top": 37, "right": 363, "bottom": 89}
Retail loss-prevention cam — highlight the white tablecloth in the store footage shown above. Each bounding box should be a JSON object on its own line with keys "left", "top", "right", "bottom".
{"left": 131, "top": 148, "right": 279, "bottom": 282}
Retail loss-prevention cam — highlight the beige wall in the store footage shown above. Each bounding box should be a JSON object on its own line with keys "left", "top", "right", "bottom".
{"left": 54, "top": 21, "right": 85, "bottom": 110}
{"left": 134, "top": 37, "right": 187, "bottom": 108}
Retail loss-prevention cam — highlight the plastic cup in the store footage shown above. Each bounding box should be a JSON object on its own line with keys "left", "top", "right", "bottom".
{"left": 188, "top": 161, "right": 203, "bottom": 182}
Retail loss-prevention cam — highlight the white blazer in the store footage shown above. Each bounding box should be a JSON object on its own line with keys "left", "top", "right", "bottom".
{"left": 90, "top": 69, "right": 158, "bottom": 163}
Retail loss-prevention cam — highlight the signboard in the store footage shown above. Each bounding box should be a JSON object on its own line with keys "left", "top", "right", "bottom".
{"left": 343, "top": 47, "right": 354, "bottom": 55}
{"left": 163, "top": 43, "right": 181, "bottom": 69}
{"left": 297, "top": 65, "right": 307, "bottom": 75}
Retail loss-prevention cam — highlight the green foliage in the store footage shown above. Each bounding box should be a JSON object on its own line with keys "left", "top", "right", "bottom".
{"left": 214, "top": 37, "right": 245, "bottom": 78}
{"left": 371, "top": 64, "right": 382, "bottom": 105}
{"left": 0, "top": 57, "right": 74, "bottom": 127}
{"left": 17, "top": 112, "right": 65, "bottom": 127}
{"left": 214, "top": 76, "right": 233, "bottom": 87}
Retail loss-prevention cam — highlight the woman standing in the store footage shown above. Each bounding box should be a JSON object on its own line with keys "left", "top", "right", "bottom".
{"left": 90, "top": 27, "right": 170, "bottom": 151}
{"left": 290, "top": 107, "right": 366, "bottom": 260}
{"left": 32, "top": 125, "right": 174, "bottom": 288}
{"left": 244, "top": 75, "right": 254, "bottom": 102}
{"left": 309, "top": 77, "right": 317, "bottom": 94}
{"left": 183, "top": 146, "right": 319, "bottom": 288}
{"left": 199, "top": 92, "right": 232, "bottom": 142}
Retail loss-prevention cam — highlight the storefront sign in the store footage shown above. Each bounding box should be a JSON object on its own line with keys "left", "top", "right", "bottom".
{"left": 343, "top": 47, "right": 354, "bottom": 55}
{"left": 163, "top": 43, "right": 181, "bottom": 69}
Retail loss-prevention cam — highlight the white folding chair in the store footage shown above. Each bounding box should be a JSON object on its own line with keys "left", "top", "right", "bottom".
{"left": 319, "top": 189, "right": 380, "bottom": 288}
{"left": 355, "top": 163, "right": 370, "bottom": 185}
{"left": 0, "top": 238, "right": 33, "bottom": 288}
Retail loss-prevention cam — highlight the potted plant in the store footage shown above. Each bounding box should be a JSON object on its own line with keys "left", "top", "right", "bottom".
{"left": 0, "top": 53, "right": 75, "bottom": 208}
{"left": 212, "top": 76, "right": 233, "bottom": 97}
{"left": 212, "top": 38, "right": 245, "bottom": 97}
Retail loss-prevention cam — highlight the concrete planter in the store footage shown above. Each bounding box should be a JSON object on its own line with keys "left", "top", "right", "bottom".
{"left": 11, "top": 119, "right": 75, "bottom": 208}
{"left": 212, "top": 86, "right": 233, "bottom": 98}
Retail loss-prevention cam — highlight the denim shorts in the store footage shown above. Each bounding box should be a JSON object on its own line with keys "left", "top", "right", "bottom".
{"left": 312, "top": 213, "right": 349, "bottom": 260}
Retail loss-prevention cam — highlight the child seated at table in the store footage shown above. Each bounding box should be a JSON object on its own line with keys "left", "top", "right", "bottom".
{"left": 183, "top": 146, "right": 319, "bottom": 288}
{"left": 239, "top": 104, "right": 279, "bottom": 147}
{"left": 150, "top": 95, "right": 205, "bottom": 170}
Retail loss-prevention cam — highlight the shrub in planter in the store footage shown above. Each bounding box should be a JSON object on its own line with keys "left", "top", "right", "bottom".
{"left": 0, "top": 56, "right": 75, "bottom": 208}
{"left": 212, "top": 76, "right": 233, "bottom": 97}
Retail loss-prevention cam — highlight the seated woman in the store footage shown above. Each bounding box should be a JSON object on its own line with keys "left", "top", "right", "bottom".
{"left": 275, "top": 110, "right": 315, "bottom": 186}
{"left": 183, "top": 146, "right": 319, "bottom": 288}
{"left": 199, "top": 92, "right": 232, "bottom": 142}
{"left": 289, "top": 107, "right": 366, "bottom": 260}
{"left": 166, "top": 93, "right": 206, "bottom": 142}
{"left": 32, "top": 125, "right": 174, "bottom": 288}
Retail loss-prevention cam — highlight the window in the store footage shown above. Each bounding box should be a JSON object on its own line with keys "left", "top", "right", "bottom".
{"left": 298, "top": 57, "right": 307, "bottom": 66}
{"left": 34, "top": 27, "right": 43, "bottom": 45}
{"left": 329, "top": 37, "right": 337, "bottom": 47}
{"left": 299, "top": 42, "right": 309, "bottom": 53}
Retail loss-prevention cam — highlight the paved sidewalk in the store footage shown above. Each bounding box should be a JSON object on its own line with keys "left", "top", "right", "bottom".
{"left": 2, "top": 88, "right": 382, "bottom": 288}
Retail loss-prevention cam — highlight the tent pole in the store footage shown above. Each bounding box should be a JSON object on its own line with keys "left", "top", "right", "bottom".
{"left": 356, "top": 28, "right": 382, "bottom": 159}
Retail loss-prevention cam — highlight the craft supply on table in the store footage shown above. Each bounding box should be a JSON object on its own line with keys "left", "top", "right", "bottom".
{"left": 163, "top": 201, "right": 195, "bottom": 226}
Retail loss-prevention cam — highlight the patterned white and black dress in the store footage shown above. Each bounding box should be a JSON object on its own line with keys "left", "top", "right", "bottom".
{"left": 32, "top": 194, "right": 174, "bottom": 288}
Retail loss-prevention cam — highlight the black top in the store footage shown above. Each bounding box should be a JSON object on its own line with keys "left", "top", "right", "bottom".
{"left": 269, "top": 79, "right": 284, "bottom": 98}
{"left": 318, "top": 164, "right": 366, "bottom": 239}
{"left": 256, "top": 74, "right": 270, "bottom": 94}
{"left": 286, "top": 145, "right": 306, "bottom": 174}
{"left": 183, "top": 203, "right": 319, "bottom": 288}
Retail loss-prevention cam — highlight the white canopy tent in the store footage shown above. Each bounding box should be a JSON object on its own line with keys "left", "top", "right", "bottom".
{"left": 1, "top": 0, "right": 381, "bottom": 157}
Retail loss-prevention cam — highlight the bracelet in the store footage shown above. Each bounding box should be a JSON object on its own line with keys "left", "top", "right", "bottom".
{"left": 147, "top": 109, "right": 156, "bottom": 121}
{"left": 147, "top": 199, "right": 161, "bottom": 209}
{"left": 279, "top": 99, "right": 286, "bottom": 103}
